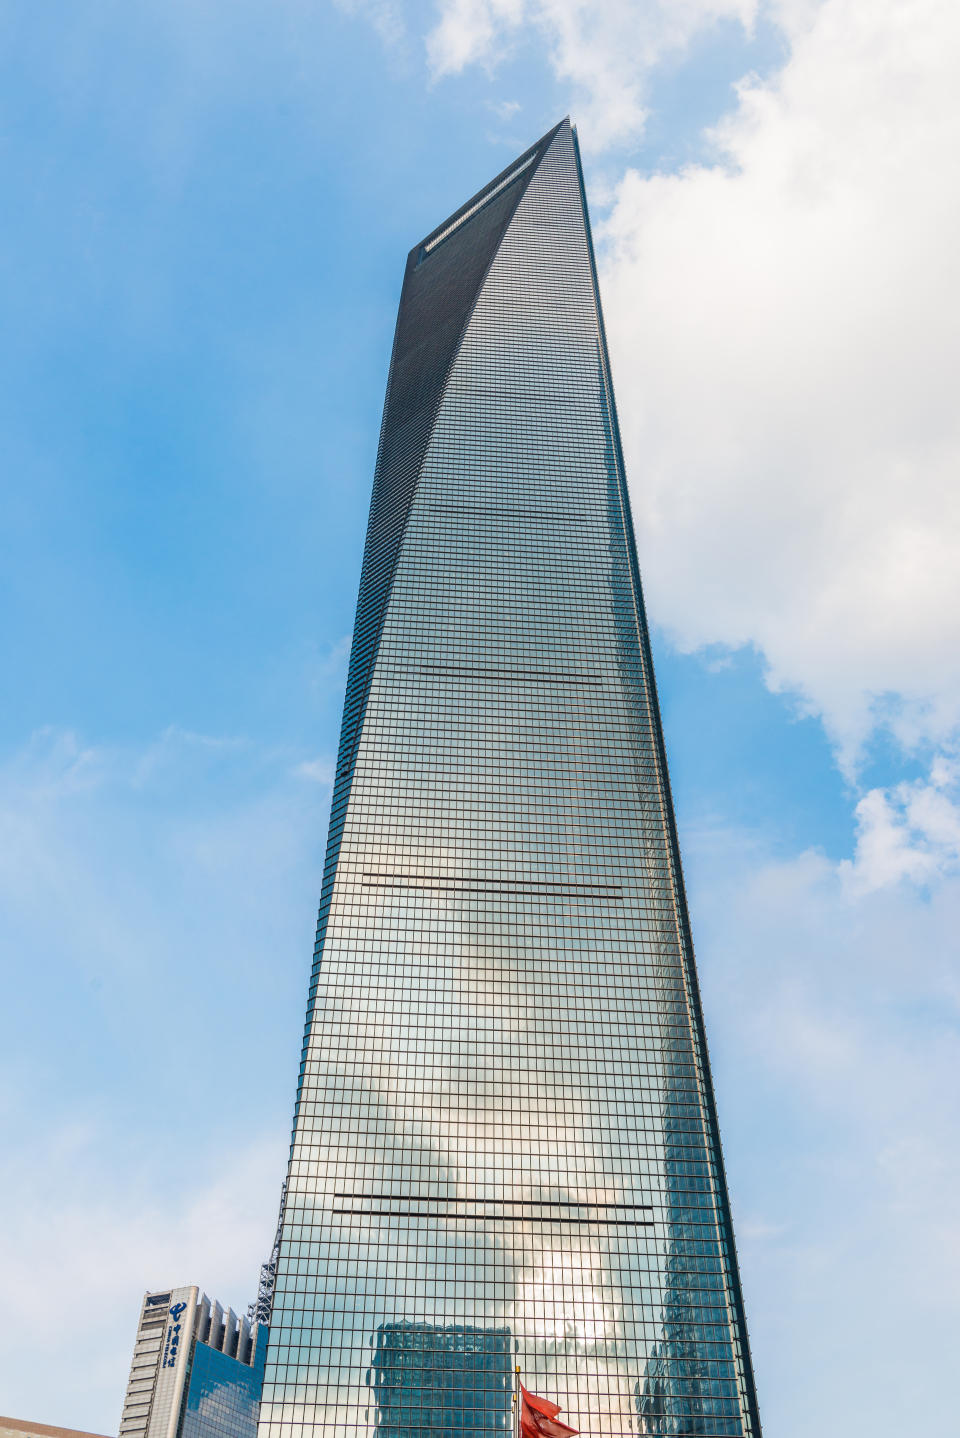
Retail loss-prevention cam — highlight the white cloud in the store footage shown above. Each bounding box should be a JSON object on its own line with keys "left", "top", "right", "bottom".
{"left": 599, "top": 0, "right": 960, "bottom": 765}
{"left": 0, "top": 1115, "right": 285, "bottom": 1430}
{"left": 428, "top": 0, "right": 524, "bottom": 77}
{"left": 840, "top": 754, "right": 960, "bottom": 893}
{"left": 0, "top": 726, "right": 326, "bottom": 980}
{"left": 333, "top": 0, "right": 409, "bottom": 52}
{"left": 684, "top": 820, "right": 960, "bottom": 1434}
{"left": 415, "top": 0, "right": 960, "bottom": 778}
{"left": 296, "top": 755, "right": 336, "bottom": 783}
{"left": 0, "top": 726, "right": 324, "bottom": 1427}
{"left": 488, "top": 96, "right": 522, "bottom": 120}
{"left": 426, "top": 0, "right": 758, "bottom": 149}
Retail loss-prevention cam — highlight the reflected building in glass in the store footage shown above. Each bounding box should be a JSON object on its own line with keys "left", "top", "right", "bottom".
{"left": 258, "top": 118, "right": 762, "bottom": 1438}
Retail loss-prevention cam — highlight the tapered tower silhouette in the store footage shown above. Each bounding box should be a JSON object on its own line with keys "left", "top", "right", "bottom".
{"left": 258, "top": 119, "right": 761, "bottom": 1438}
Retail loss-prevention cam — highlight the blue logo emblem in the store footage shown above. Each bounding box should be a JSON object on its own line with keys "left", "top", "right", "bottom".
{"left": 169, "top": 1302, "right": 187, "bottom": 1321}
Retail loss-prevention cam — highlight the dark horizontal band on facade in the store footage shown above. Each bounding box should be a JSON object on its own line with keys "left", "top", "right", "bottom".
{"left": 330, "top": 1211, "right": 654, "bottom": 1226}
{"left": 417, "top": 500, "right": 598, "bottom": 525}
{"left": 333, "top": 1195, "right": 653, "bottom": 1211}
{"left": 417, "top": 664, "right": 602, "bottom": 686}
{"left": 327, "top": 1207, "right": 652, "bottom": 1230}
{"left": 359, "top": 873, "right": 623, "bottom": 899}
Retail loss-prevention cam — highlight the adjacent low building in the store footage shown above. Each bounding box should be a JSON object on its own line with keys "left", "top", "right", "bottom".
{"left": 0, "top": 1417, "right": 112, "bottom": 1438}
{"left": 118, "top": 1287, "right": 266, "bottom": 1438}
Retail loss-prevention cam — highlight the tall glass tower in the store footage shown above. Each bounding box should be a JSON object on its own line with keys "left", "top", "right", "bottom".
{"left": 259, "top": 119, "right": 761, "bottom": 1438}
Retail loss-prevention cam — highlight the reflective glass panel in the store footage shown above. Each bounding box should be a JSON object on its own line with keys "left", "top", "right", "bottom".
{"left": 259, "top": 120, "right": 761, "bottom": 1438}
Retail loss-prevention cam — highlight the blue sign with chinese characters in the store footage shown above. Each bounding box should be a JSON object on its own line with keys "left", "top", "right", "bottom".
{"left": 162, "top": 1302, "right": 189, "bottom": 1369}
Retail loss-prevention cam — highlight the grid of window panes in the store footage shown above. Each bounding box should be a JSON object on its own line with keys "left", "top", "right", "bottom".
{"left": 259, "top": 121, "right": 760, "bottom": 1438}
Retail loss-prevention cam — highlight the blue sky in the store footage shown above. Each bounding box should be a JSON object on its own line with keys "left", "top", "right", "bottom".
{"left": 1, "top": 2, "right": 959, "bottom": 1434}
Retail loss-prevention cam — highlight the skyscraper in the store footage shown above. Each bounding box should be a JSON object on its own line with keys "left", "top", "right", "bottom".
{"left": 120, "top": 1287, "right": 267, "bottom": 1438}
{"left": 259, "top": 119, "right": 761, "bottom": 1438}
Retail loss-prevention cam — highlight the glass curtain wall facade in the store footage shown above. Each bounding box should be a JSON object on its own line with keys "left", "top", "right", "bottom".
{"left": 259, "top": 119, "right": 761, "bottom": 1438}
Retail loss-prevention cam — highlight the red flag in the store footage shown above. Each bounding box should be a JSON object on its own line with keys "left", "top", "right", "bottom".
{"left": 519, "top": 1383, "right": 579, "bottom": 1438}
{"left": 521, "top": 1413, "right": 578, "bottom": 1438}
{"left": 520, "top": 1386, "right": 562, "bottom": 1420}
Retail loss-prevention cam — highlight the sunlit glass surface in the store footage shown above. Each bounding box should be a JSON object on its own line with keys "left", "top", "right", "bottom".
{"left": 258, "top": 119, "right": 762, "bottom": 1438}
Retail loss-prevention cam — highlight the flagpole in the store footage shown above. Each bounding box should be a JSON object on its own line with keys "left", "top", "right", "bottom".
{"left": 515, "top": 1365, "right": 521, "bottom": 1438}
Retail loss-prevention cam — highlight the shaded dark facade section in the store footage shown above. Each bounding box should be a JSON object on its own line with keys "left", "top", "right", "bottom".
{"left": 302, "top": 123, "right": 563, "bottom": 1048}
{"left": 182, "top": 1337, "right": 267, "bottom": 1438}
